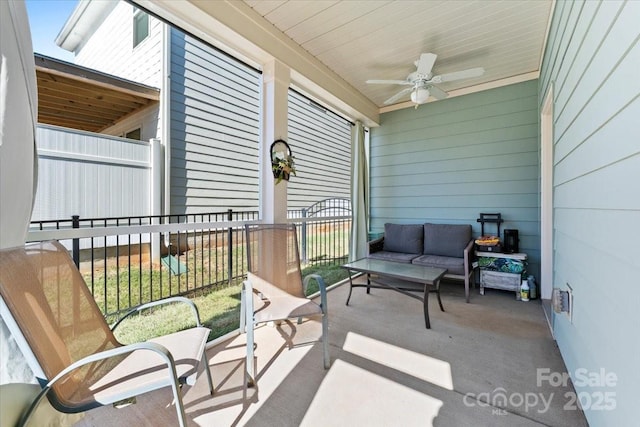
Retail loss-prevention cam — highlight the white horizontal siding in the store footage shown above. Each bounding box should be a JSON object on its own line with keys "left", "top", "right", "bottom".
{"left": 538, "top": 1, "right": 640, "bottom": 425}
{"left": 75, "top": 2, "right": 162, "bottom": 87}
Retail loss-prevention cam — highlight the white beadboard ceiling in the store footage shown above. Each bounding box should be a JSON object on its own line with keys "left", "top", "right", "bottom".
{"left": 242, "top": 0, "right": 553, "bottom": 110}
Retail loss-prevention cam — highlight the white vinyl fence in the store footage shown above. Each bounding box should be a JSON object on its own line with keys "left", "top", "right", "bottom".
{"left": 30, "top": 124, "right": 161, "bottom": 251}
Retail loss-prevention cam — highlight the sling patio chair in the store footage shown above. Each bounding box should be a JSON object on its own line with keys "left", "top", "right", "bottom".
{"left": 240, "top": 223, "right": 330, "bottom": 386}
{"left": 0, "top": 241, "right": 214, "bottom": 427}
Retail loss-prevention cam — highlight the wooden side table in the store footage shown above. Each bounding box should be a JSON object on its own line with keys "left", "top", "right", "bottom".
{"left": 476, "top": 251, "right": 527, "bottom": 299}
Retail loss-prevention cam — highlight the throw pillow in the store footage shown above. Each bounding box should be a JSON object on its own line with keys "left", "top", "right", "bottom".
{"left": 383, "top": 223, "right": 423, "bottom": 254}
{"left": 423, "top": 223, "right": 472, "bottom": 258}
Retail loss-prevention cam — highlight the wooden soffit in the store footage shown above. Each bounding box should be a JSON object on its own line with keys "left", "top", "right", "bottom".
{"left": 35, "top": 54, "right": 160, "bottom": 133}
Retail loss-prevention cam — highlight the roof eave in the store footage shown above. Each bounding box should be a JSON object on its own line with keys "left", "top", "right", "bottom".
{"left": 55, "top": 0, "right": 117, "bottom": 53}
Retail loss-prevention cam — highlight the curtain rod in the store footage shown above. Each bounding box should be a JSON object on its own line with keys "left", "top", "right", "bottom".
{"left": 289, "top": 88, "right": 356, "bottom": 127}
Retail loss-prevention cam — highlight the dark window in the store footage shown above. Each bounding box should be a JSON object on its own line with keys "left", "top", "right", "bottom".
{"left": 125, "top": 128, "right": 141, "bottom": 140}
{"left": 133, "top": 10, "right": 149, "bottom": 48}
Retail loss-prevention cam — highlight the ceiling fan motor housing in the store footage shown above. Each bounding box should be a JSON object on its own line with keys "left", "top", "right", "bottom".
{"left": 367, "top": 52, "right": 485, "bottom": 106}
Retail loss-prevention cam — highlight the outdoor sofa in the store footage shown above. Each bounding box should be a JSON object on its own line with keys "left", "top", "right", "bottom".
{"left": 368, "top": 223, "right": 475, "bottom": 302}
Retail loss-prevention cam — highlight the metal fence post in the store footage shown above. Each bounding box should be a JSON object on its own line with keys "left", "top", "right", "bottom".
{"left": 301, "top": 208, "right": 308, "bottom": 263}
{"left": 72, "top": 215, "right": 80, "bottom": 268}
{"left": 150, "top": 138, "right": 162, "bottom": 264}
{"left": 228, "top": 209, "right": 233, "bottom": 285}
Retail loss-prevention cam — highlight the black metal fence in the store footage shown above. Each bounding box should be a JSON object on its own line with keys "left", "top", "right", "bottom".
{"left": 29, "top": 203, "right": 351, "bottom": 320}
{"left": 30, "top": 210, "right": 258, "bottom": 320}
{"left": 288, "top": 198, "right": 351, "bottom": 264}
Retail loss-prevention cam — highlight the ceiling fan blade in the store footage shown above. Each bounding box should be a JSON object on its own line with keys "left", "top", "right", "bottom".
{"left": 428, "top": 85, "right": 448, "bottom": 100}
{"left": 416, "top": 53, "right": 437, "bottom": 76}
{"left": 383, "top": 87, "right": 414, "bottom": 105}
{"left": 433, "top": 67, "right": 485, "bottom": 83}
{"left": 366, "top": 79, "right": 412, "bottom": 85}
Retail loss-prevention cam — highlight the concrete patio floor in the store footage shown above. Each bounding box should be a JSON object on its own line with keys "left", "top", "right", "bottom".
{"left": 76, "top": 277, "right": 588, "bottom": 426}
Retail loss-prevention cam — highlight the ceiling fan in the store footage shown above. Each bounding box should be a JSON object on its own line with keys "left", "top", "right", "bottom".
{"left": 367, "top": 53, "right": 485, "bottom": 106}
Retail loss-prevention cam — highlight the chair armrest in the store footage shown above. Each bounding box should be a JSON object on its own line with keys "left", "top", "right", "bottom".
{"left": 111, "top": 296, "right": 203, "bottom": 331}
{"left": 463, "top": 239, "right": 475, "bottom": 276}
{"left": 303, "top": 274, "right": 328, "bottom": 313}
{"left": 20, "top": 341, "right": 179, "bottom": 426}
{"left": 369, "top": 237, "right": 384, "bottom": 254}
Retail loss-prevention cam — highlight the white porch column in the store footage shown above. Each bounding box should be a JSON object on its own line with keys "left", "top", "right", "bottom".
{"left": 260, "top": 59, "right": 289, "bottom": 223}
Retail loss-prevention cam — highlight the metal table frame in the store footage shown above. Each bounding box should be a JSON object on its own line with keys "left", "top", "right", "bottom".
{"left": 342, "top": 258, "right": 447, "bottom": 329}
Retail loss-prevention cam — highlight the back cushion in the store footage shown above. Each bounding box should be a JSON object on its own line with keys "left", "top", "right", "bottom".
{"left": 383, "top": 223, "right": 423, "bottom": 254}
{"left": 423, "top": 223, "right": 472, "bottom": 257}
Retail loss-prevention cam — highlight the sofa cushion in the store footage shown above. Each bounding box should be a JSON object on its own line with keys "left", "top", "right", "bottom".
{"left": 383, "top": 223, "right": 423, "bottom": 254}
{"left": 423, "top": 223, "right": 471, "bottom": 258}
{"left": 412, "top": 254, "right": 466, "bottom": 275}
{"left": 369, "top": 251, "right": 419, "bottom": 264}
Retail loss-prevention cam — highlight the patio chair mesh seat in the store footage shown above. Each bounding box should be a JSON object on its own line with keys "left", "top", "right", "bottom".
{"left": 0, "top": 241, "right": 213, "bottom": 426}
{"left": 241, "top": 224, "right": 330, "bottom": 385}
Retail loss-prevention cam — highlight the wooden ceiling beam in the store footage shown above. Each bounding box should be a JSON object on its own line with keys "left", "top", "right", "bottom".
{"left": 34, "top": 54, "right": 160, "bottom": 132}
{"left": 37, "top": 89, "right": 150, "bottom": 112}
{"left": 37, "top": 86, "right": 151, "bottom": 111}
{"left": 37, "top": 74, "right": 154, "bottom": 105}
{"left": 38, "top": 110, "right": 113, "bottom": 127}
{"left": 95, "top": 105, "right": 158, "bottom": 133}
{"left": 37, "top": 118, "right": 105, "bottom": 133}
{"left": 37, "top": 77, "right": 153, "bottom": 104}
{"left": 35, "top": 54, "right": 159, "bottom": 101}
{"left": 38, "top": 100, "right": 125, "bottom": 120}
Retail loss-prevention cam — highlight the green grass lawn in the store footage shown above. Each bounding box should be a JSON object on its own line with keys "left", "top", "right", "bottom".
{"left": 89, "top": 244, "right": 243, "bottom": 319}
{"left": 112, "top": 262, "right": 351, "bottom": 343}
{"left": 301, "top": 261, "right": 351, "bottom": 295}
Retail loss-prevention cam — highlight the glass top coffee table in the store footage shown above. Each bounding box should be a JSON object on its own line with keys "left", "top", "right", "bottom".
{"left": 342, "top": 258, "right": 447, "bottom": 329}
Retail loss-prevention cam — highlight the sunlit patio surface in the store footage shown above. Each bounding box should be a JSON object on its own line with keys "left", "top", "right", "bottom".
{"left": 76, "top": 276, "right": 588, "bottom": 426}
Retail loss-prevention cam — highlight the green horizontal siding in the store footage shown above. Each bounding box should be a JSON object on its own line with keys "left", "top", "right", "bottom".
{"left": 538, "top": 1, "right": 640, "bottom": 425}
{"left": 370, "top": 80, "right": 540, "bottom": 274}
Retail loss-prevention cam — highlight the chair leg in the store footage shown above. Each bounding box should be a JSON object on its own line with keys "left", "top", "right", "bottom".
{"left": 202, "top": 352, "right": 214, "bottom": 395}
{"left": 170, "top": 370, "right": 188, "bottom": 427}
{"left": 322, "top": 313, "right": 330, "bottom": 369}
{"left": 246, "top": 317, "right": 255, "bottom": 387}
{"left": 465, "top": 274, "right": 470, "bottom": 303}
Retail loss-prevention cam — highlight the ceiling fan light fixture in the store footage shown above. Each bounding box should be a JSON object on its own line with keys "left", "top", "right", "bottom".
{"left": 369, "top": 53, "right": 484, "bottom": 106}
{"left": 411, "top": 87, "right": 430, "bottom": 104}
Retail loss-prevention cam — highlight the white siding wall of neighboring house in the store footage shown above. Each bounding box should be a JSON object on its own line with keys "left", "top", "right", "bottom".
{"left": 74, "top": 2, "right": 162, "bottom": 88}
{"left": 169, "top": 29, "right": 261, "bottom": 214}
{"left": 538, "top": 1, "right": 639, "bottom": 426}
